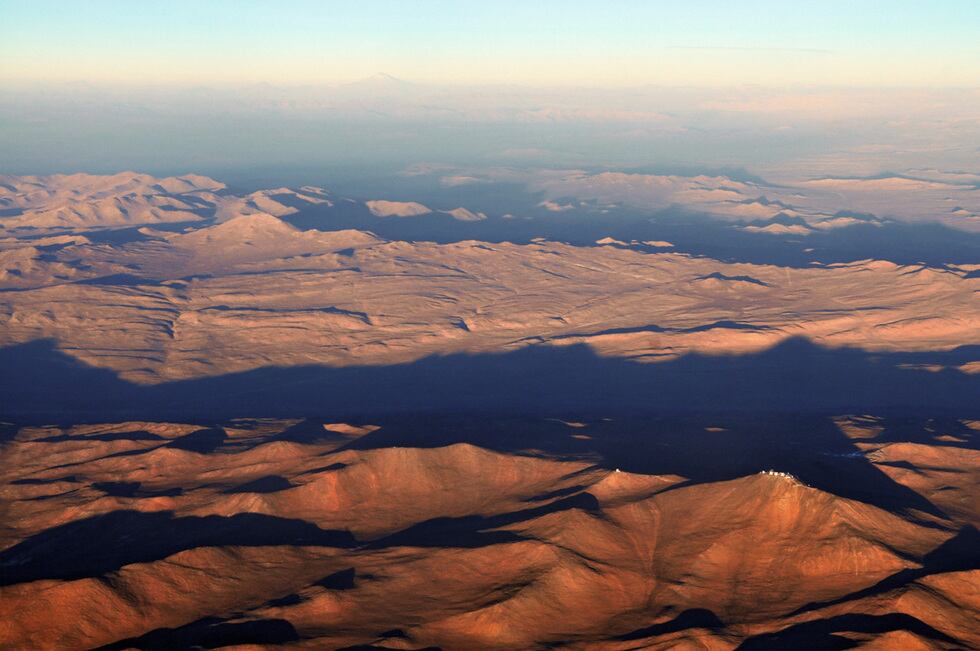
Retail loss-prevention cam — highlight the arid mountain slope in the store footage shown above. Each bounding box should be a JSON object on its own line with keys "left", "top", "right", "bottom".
{"left": 0, "top": 415, "right": 977, "bottom": 650}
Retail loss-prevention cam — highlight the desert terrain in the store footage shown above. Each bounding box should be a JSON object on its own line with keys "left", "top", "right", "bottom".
{"left": 1, "top": 173, "right": 978, "bottom": 649}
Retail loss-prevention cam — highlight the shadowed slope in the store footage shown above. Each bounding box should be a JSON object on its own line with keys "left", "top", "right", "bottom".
{"left": 788, "top": 525, "right": 980, "bottom": 616}
{"left": 0, "top": 510, "right": 356, "bottom": 585}
{"left": 737, "top": 613, "right": 961, "bottom": 650}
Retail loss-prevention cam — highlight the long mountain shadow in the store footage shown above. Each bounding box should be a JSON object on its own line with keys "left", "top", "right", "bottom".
{"left": 3, "top": 337, "right": 974, "bottom": 519}
{"left": 2, "top": 337, "right": 977, "bottom": 422}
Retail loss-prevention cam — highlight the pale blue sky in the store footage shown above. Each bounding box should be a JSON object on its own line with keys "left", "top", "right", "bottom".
{"left": 2, "top": 0, "right": 978, "bottom": 85}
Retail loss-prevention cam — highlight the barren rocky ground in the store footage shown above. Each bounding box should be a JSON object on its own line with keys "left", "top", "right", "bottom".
{"left": 1, "top": 173, "right": 978, "bottom": 649}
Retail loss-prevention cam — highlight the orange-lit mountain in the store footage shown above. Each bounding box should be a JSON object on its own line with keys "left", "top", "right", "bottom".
{"left": 0, "top": 416, "right": 977, "bottom": 649}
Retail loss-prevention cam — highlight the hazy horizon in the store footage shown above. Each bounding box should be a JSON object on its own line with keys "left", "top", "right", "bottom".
{"left": 5, "top": 1, "right": 977, "bottom": 194}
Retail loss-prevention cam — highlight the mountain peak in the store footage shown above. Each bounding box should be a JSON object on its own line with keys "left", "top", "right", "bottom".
{"left": 343, "top": 72, "right": 414, "bottom": 90}
{"left": 369, "top": 72, "right": 406, "bottom": 83}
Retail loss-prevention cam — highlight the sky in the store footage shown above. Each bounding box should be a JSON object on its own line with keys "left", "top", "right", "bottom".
{"left": 2, "top": 0, "right": 979, "bottom": 87}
